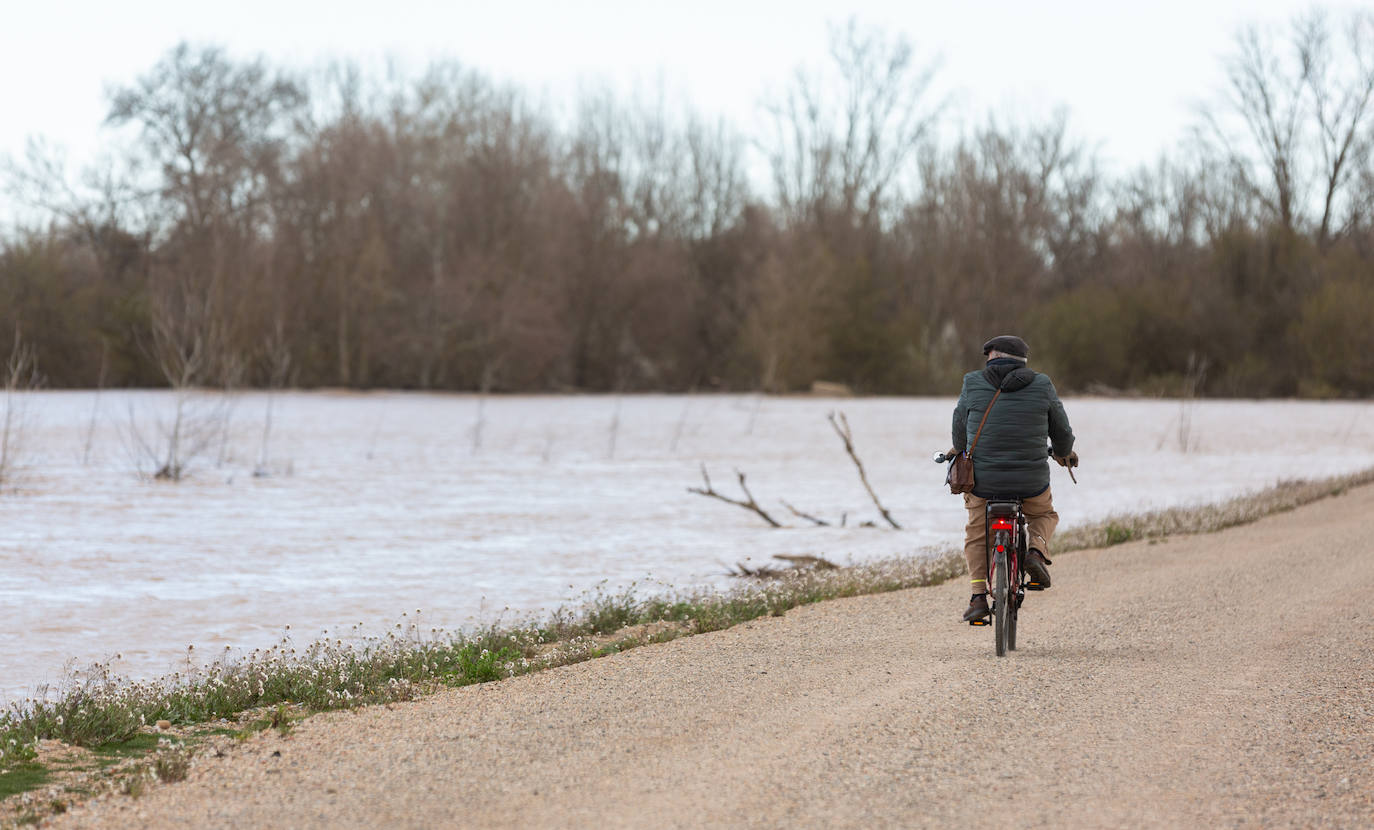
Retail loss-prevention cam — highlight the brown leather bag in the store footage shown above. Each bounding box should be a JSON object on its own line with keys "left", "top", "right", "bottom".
{"left": 947, "top": 389, "right": 1002, "bottom": 495}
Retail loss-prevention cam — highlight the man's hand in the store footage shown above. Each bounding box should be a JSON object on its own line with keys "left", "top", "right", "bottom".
{"left": 946, "top": 448, "right": 958, "bottom": 460}
{"left": 1054, "top": 451, "right": 1079, "bottom": 468}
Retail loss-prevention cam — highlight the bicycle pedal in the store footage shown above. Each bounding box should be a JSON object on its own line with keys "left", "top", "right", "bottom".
{"left": 1026, "top": 583, "right": 1046, "bottom": 591}
{"left": 968, "top": 619, "right": 989, "bottom": 626}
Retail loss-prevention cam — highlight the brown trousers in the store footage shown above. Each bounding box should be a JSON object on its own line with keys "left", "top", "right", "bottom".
{"left": 963, "top": 488, "right": 1058, "bottom": 593}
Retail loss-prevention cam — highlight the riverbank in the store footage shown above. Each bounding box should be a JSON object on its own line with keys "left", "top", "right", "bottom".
{"left": 35, "top": 476, "right": 1374, "bottom": 828}
{"left": 4, "top": 464, "right": 1373, "bottom": 825}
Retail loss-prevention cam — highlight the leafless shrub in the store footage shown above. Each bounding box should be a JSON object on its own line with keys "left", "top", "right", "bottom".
{"left": 1, "top": 328, "right": 42, "bottom": 488}
{"left": 124, "top": 394, "right": 227, "bottom": 482}
{"left": 126, "top": 274, "right": 233, "bottom": 481}
{"left": 1157, "top": 354, "right": 1208, "bottom": 452}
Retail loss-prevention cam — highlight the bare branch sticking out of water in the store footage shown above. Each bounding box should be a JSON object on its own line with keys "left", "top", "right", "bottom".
{"left": 729, "top": 553, "right": 839, "bottom": 578}
{"left": 123, "top": 394, "right": 227, "bottom": 482}
{"left": 471, "top": 395, "right": 486, "bottom": 456}
{"left": 773, "top": 554, "right": 838, "bottom": 569}
{"left": 2, "top": 327, "right": 41, "bottom": 486}
{"left": 827, "top": 411, "right": 901, "bottom": 529}
{"left": 781, "top": 500, "right": 831, "bottom": 526}
{"left": 607, "top": 396, "right": 622, "bottom": 460}
{"left": 669, "top": 395, "right": 692, "bottom": 453}
{"left": 687, "top": 464, "right": 783, "bottom": 528}
{"left": 82, "top": 340, "right": 110, "bottom": 466}
{"left": 743, "top": 395, "right": 762, "bottom": 435}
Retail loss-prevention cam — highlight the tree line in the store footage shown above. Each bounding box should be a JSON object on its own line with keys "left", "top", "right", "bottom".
{"left": 3, "top": 11, "right": 1373, "bottom": 397}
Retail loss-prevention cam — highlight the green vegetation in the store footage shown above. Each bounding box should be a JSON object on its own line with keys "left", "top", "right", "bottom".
{"left": 152, "top": 748, "right": 190, "bottom": 784}
{"left": 92, "top": 734, "right": 164, "bottom": 758}
{"left": 1101, "top": 524, "right": 1134, "bottom": 546}
{"left": 0, "top": 764, "right": 47, "bottom": 800}
{"left": 3, "top": 466, "right": 1372, "bottom": 801}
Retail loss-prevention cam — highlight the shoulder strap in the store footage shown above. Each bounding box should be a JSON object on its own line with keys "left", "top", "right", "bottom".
{"left": 968, "top": 389, "right": 1002, "bottom": 456}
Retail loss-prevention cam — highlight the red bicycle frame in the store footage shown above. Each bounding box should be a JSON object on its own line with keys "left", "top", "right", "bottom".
{"left": 988, "top": 515, "right": 1019, "bottom": 589}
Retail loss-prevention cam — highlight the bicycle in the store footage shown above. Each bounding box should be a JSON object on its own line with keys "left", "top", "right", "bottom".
{"left": 934, "top": 447, "right": 1064, "bottom": 657}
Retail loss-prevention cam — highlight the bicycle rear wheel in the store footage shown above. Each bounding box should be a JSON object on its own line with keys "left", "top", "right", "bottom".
{"left": 1007, "top": 584, "right": 1018, "bottom": 651}
{"left": 993, "top": 547, "right": 1010, "bottom": 657}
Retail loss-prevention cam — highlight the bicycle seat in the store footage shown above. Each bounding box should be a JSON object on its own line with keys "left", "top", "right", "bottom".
{"left": 985, "top": 501, "right": 1021, "bottom": 518}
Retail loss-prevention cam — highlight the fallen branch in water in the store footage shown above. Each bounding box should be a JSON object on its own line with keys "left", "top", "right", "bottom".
{"left": 687, "top": 464, "right": 783, "bottom": 528}
{"left": 774, "top": 554, "right": 838, "bottom": 570}
{"left": 828, "top": 411, "right": 901, "bottom": 529}
{"left": 729, "top": 560, "right": 785, "bottom": 578}
{"left": 781, "top": 500, "right": 830, "bottom": 526}
{"left": 729, "top": 554, "right": 839, "bottom": 578}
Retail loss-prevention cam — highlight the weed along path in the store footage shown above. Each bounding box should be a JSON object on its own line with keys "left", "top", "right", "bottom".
{"left": 52, "top": 486, "right": 1374, "bottom": 829}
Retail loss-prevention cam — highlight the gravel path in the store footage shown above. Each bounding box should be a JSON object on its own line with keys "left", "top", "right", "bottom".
{"left": 54, "top": 485, "right": 1374, "bottom": 828}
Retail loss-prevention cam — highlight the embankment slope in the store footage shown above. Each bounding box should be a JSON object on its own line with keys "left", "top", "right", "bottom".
{"left": 56, "top": 485, "right": 1374, "bottom": 828}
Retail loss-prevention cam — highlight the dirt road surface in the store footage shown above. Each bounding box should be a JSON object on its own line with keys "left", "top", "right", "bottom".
{"left": 54, "top": 486, "right": 1374, "bottom": 828}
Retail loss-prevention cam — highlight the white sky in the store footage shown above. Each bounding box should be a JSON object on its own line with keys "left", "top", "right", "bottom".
{"left": 0, "top": 0, "right": 1357, "bottom": 226}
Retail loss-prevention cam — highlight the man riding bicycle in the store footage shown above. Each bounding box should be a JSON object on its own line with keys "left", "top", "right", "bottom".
{"left": 950, "top": 335, "right": 1077, "bottom": 622}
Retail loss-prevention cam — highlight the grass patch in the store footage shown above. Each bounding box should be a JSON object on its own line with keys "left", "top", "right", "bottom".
{"left": 153, "top": 748, "right": 191, "bottom": 783}
{"left": 3, "top": 465, "right": 1372, "bottom": 778}
{"left": 1101, "top": 524, "right": 1133, "bottom": 546}
{"left": 0, "top": 763, "right": 48, "bottom": 799}
{"left": 1053, "top": 466, "right": 1374, "bottom": 553}
{"left": 93, "top": 733, "right": 164, "bottom": 757}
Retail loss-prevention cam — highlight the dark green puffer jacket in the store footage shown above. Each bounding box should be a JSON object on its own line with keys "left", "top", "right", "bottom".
{"left": 951, "top": 358, "right": 1075, "bottom": 498}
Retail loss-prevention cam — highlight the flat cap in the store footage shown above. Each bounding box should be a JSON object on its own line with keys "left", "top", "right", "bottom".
{"left": 982, "top": 335, "right": 1029, "bottom": 358}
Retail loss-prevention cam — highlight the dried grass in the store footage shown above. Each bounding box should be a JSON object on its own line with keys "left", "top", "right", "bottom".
{"left": 1054, "top": 466, "right": 1374, "bottom": 552}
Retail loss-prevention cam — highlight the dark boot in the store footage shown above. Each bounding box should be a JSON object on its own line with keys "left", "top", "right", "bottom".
{"left": 962, "top": 593, "right": 990, "bottom": 622}
{"left": 1026, "top": 549, "right": 1052, "bottom": 589}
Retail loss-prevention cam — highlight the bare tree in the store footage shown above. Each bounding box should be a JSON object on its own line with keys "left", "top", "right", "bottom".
{"left": 106, "top": 43, "right": 304, "bottom": 233}
{"left": 129, "top": 287, "right": 225, "bottom": 480}
{"left": 1200, "top": 9, "right": 1374, "bottom": 241}
{"left": 107, "top": 43, "right": 305, "bottom": 393}
{"left": 762, "top": 17, "right": 943, "bottom": 233}
{"left": 1296, "top": 9, "right": 1374, "bottom": 246}
{"left": 1216, "top": 22, "right": 1306, "bottom": 232}
{"left": 0, "top": 328, "right": 41, "bottom": 488}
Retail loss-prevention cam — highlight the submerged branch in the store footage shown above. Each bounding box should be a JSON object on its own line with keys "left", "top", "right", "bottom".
{"left": 781, "top": 500, "right": 831, "bottom": 526}
{"left": 729, "top": 553, "right": 840, "bottom": 578}
{"left": 827, "top": 411, "right": 901, "bottom": 529}
{"left": 687, "top": 464, "right": 783, "bottom": 528}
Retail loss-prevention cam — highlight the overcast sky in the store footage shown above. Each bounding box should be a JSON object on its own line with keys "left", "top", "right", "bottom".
{"left": 0, "top": 0, "right": 1355, "bottom": 226}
